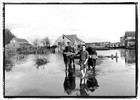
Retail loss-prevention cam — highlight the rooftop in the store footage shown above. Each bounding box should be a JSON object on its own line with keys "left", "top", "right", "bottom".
{"left": 64, "top": 34, "right": 85, "bottom": 43}
{"left": 65, "top": 34, "right": 77, "bottom": 43}
{"left": 125, "top": 31, "right": 135, "bottom": 37}
{"left": 12, "top": 38, "right": 28, "bottom": 43}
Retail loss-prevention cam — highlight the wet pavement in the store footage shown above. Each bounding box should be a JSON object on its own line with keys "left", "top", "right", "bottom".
{"left": 4, "top": 49, "right": 136, "bottom": 96}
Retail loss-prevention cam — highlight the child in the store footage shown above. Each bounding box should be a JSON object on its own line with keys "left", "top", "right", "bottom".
{"left": 77, "top": 45, "right": 89, "bottom": 78}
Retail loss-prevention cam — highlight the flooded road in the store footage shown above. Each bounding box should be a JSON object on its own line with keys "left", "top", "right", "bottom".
{"left": 5, "top": 49, "right": 136, "bottom": 96}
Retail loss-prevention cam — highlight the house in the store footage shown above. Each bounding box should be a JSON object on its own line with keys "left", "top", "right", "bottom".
{"left": 120, "top": 36, "right": 125, "bottom": 47}
{"left": 113, "top": 42, "right": 120, "bottom": 47}
{"left": 5, "top": 38, "right": 31, "bottom": 49}
{"left": 86, "top": 43, "right": 96, "bottom": 47}
{"left": 124, "top": 31, "right": 135, "bottom": 48}
{"left": 86, "top": 42, "right": 110, "bottom": 48}
{"left": 54, "top": 34, "right": 85, "bottom": 52}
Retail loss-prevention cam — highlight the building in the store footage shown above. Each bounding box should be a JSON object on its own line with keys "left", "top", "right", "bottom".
{"left": 86, "top": 42, "right": 110, "bottom": 48}
{"left": 54, "top": 34, "right": 85, "bottom": 52}
{"left": 110, "top": 42, "right": 120, "bottom": 47}
{"left": 120, "top": 36, "right": 125, "bottom": 47}
{"left": 5, "top": 38, "right": 31, "bottom": 49}
{"left": 124, "top": 31, "right": 135, "bottom": 48}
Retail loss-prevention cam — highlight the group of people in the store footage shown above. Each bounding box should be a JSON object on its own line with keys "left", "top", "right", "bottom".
{"left": 63, "top": 42, "right": 98, "bottom": 78}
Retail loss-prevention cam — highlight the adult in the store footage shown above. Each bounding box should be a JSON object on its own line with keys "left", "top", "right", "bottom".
{"left": 63, "top": 42, "right": 75, "bottom": 70}
{"left": 86, "top": 47, "right": 98, "bottom": 73}
{"left": 77, "top": 45, "right": 89, "bottom": 78}
{"left": 63, "top": 48, "right": 68, "bottom": 70}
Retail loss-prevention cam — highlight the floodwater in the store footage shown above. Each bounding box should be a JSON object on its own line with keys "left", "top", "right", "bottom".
{"left": 4, "top": 49, "right": 136, "bottom": 96}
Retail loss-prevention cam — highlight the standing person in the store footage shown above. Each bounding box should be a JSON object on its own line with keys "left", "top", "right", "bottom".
{"left": 71, "top": 44, "right": 75, "bottom": 69}
{"left": 86, "top": 47, "right": 98, "bottom": 73}
{"left": 63, "top": 48, "right": 68, "bottom": 70}
{"left": 63, "top": 42, "right": 75, "bottom": 70}
{"left": 77, "top": 45, "right": 89, "bottom": 78}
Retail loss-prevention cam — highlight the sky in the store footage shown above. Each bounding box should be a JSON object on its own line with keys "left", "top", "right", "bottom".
{"left": 5, "top": 4, "right": 136, "bottom": 45}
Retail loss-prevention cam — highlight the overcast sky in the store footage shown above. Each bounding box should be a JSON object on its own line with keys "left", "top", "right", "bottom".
{"left": 5, "top": 4, "right": 135, "bottom": 44}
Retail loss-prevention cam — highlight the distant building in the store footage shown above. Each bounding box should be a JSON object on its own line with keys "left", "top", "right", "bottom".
{"left": 111, "top": 42, "right": 120, "bottom": 47}
{"left": 124, "top": 31, "right": 135, "bottom": 48}
{"left": 54, "top": 34, "right": 85, "bottom": 52}
{"left": 120, "top": 36, "right": 125, "bottom": 47}
{"left": 5, "top": 38, "right": 31, "bottom": 49}
{"left": 86, "top": 42, "right": 110, "bottom": 48}
{"left": 86, "top": 43, "right": 96, "bottom": 47}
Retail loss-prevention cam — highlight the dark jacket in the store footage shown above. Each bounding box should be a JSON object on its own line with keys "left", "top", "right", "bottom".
{"left": 86, "top": 47, "right": 97, "bottom": 55}
{"left": 64, "top": 46, "right": 75, "bottom": 59}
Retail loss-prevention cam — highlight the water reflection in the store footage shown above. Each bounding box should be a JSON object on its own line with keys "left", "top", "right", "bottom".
{"left": 120, "top": 49, "right": 135, "bottom": 64}
{"left": 5, "top": 49, "right": 135, "bottom": 96}
{"left": 63, "top": 68, "right": 76, "bottom": 95}
{"left": 34, "top": 55, "right": 49, "bottom": 70}
{"left": 63, "top": 69, "right": 99, "bottom": 96}
{"left": 120, "top": 49, "right": 126, "bottom": 58}
{"left": 76, "top": 73, "right": 99, "bottom": 96}
{"left": 5, "top": 59, "right": 14, "bottom": 72}
{"left": 13, "top": 54, "right": 28, "bottom": 63}
{"left": 86, "top": 74, "right": 99, "bottom": 92}
{"left": 79, "top": 78, "right": 89, "bottom": 96}
{"left": 125, "top": 50, "right": 135, "bottom": 64}
{"left": 5, "top": 52, "right": 15, "bottom": 72}
{"left": 5, "top": 53, "right": 28, "bottom": 72}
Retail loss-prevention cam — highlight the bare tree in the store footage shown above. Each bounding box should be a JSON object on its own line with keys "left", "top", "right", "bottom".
{"left": 41, "top": 37, "right": 50, "bottom": 47}
{"left": 33, "top": 38, "right": 39, "bottom": 47}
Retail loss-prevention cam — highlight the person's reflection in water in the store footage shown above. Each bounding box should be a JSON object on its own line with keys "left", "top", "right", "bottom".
{"left": 79, "top": 78, "right": 89, "bottom": 96}
{"left": 86, "top": 73, "right": 99, "bottom": 92}
{"left": 63, "top": 68, "right": 76, "bottom": 95}
{"left": 76, "top": 72, "right": 99, "bottom": 96}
